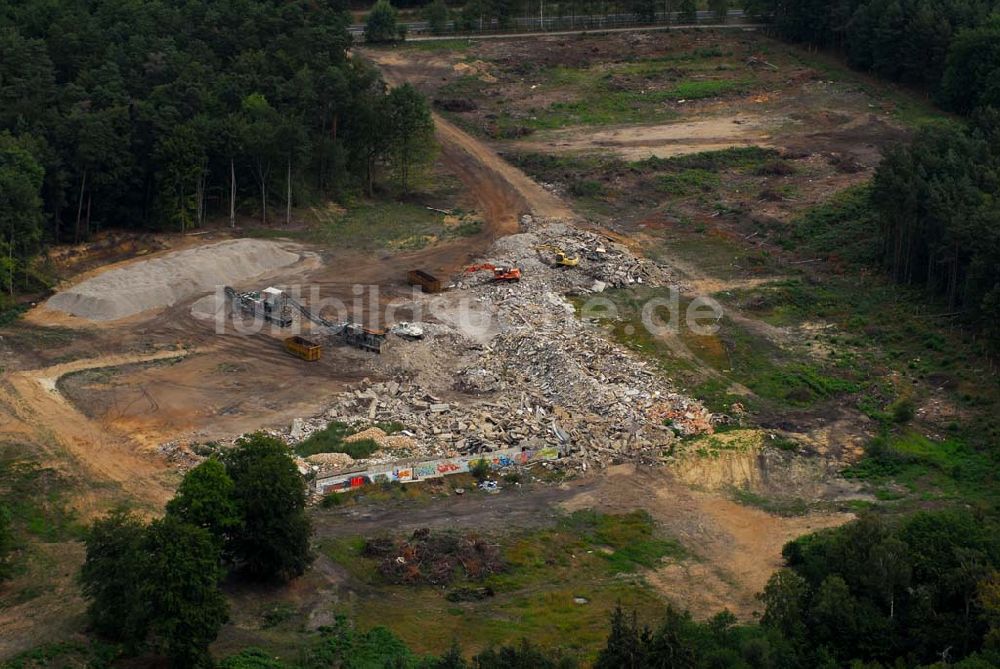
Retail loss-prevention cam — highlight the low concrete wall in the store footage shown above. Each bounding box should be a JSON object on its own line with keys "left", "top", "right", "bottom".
{"left": 315, "top": 446, "right": 560, "bottom": 494}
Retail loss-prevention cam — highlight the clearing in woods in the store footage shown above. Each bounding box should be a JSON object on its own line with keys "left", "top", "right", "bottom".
{"left": 2, "top": 28, "right": 977, "bottom": 664}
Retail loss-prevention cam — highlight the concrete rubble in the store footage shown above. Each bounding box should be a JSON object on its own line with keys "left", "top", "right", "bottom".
{"left": 282, "top": 216, "right": 714, "bottom": 478}
{"left": 159, "top": 216, "right": 715, "bottom": 479}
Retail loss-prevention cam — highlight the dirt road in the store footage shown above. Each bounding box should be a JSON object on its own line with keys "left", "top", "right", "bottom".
{"left": 2, "top": 349, "right": 187, "bottom": 513}
{"left": 365, "top": 48, "right": 575, "bottom": 227}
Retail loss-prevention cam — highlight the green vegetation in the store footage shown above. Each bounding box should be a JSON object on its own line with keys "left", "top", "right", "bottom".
{"left": 79, "top": 510, "right": 226, "bottom": 666}
{"left": 448, "top": 54, "right": 757, "bottom": 134}
{"left": 0, "top": 446, "right": 80, "bottom": 547}
{"left": 0, "top": 641, "right": 120, "bottom": 669}
{"left": 320, "top": 510, "right": 679, "bottom": 660}
{"left": 0, "top": 132, "right": 45, "bottom": 299}
{"left": 580, "top": 287, "right": 864, "bottom": 413}
{"left": 640, "top": 146, "right": 780, "bottom": 172}
{"left": 556, "top": 510, "right": 686, "bottom": 570}
{"left": 873, "top": 116, "right": 1000, "bottom": 344}
{"left": 422, "top": 0, "right": 451, "bottom": 35}
{"left": 731, "top": 487, "right": 811, "bottom": 517}
{"left": 655, "top": 169, "right": 719, "bottom": 195}
{"left": 0, "top": 0, "right": 436, "bottom": 309}
{"left": 252, "top": 199, "right": 471, "bottom": 251}
{"left": 294, "top": 421, "right": 381, "bottom": 459}
{"left": 77, "top": 433, "right": 313, "bottom": 667}
{"left": 365, "top": 0, "right": 403, "bottom": 43}
{"left": 750, "top": 0, "right": 1000, "bottom": 117}
{"left": 595, "top": 511, "right": 1000, "bottom": 668}
{"left": 843, "top": 431, "right": 995, "bottom": 505}
{"left": 223, "top": 434, "right": 313, "bottom": 582}
{"left": 165, "top": 459, "right": 240, "bottom": 550}
{"left": 781, "top": 184, "right": 878, "bottom": 265}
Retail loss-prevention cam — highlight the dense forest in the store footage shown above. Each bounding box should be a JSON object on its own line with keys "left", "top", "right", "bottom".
{"left": 746, "top": 0, "right": 1000, "bottom": 111}
{"left": 749, "top": 0, "right": 1000, "bottom": 345}
{"left": 870, "top": 112, "right": 1000, "bottom": 346}
{"left": 0, "top": 0, "right": 433, "bottom": 300}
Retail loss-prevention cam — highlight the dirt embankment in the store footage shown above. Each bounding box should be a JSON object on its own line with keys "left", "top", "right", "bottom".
{"left": 3, "top": 350, "right": 186, "bottom": 514}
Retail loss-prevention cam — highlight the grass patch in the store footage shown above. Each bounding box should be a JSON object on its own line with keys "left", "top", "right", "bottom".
{"left": 250, "top": 200, "right": 449, "bottom": 251}
{"left": 731, "top": 487, "right": 811, "bottom": 517}
{"left": 639, "top": 146, "right": 780, "bottom": 173}
{"left": 400, "top": 38, "right": 472, "bottom": 52}
{"left": 580, "top": 287, "right": 863, "bottom": 412}
{"left": 556, "top": 509, "right": 686, "bottom": 570}
{"left": 0, "top": 443, "right": 81, "bottom": 544}
{"left": 522, "top": 91, "right": 680, "bottom": 130}
{"left": 655, "top": 169, "right": 720, "bottom": 195}
{"left": 666, "top": 78, "right": 749, "bottom": 100}
{"left": 0, "top": 303, "right": 27, "bottom": 327}
{"left": 295, "top": 422, "right": 383, "bottom": 459}
{"left": 0, "top": 641, "right": 120, "bottom": 669}
{"left": 319, "top": 510, "right": 679, "bottom": 661}
{"left": 843, "top": 431, "right": 996, "bottom": 505}
{"left": 778, "top": 184, "right": 879, "bottom": 265}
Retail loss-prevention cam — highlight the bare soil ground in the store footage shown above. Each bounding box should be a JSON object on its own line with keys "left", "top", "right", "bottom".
{"left": 0, "top": 29, "right": 891, "bottom": 661}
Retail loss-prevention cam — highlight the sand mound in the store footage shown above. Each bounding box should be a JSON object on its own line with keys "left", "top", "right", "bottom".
{"left": 47, "top": 239, "right": 300, "bottom": 321}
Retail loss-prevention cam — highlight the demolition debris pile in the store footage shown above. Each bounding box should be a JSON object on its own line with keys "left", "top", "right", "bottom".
{"left": 364, "top": 529, "right": 505, "bottom": 585}
{"left": 285, "top": 216, "right": 713, "bottom": 476}
{"left": 156, "top": 217, "right": 714, "bottom": 477}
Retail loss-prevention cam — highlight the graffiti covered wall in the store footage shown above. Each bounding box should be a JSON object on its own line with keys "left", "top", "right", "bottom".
{"left": 314, "top": 446, "right": 560, "bottom": 494}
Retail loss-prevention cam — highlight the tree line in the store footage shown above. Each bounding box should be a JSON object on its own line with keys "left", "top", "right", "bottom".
{"left": 592, "top": 510, "right": 1000, "bottom": 668}
{"left": 0, "top": 0, "right": 433, "bottom": 304}
{"left": 746, "top": 0, "right": 1000, "bottom": 113}
{"left": 364, "top": 0, "right": 715, "bottom": 41}
{"left": 870, "top": 112, "right": 1000, "bottom": 347}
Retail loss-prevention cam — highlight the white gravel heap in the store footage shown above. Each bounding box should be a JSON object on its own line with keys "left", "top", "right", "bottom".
{"left": 46, "top": 239, "right": 300, "bottom": 321}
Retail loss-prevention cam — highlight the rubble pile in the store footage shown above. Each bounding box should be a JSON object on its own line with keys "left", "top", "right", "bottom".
{"left": 286, "top": 216, "right": 714, "bottom": 477}
{"left": 364, "top": 528, "right": 505, "bottom": 585}
{"left": 459, "top": 218, "right": 675, "bottom": 293}
{"left": 161, "top": 215, "right": 714, "bottom": 479}
{"left": 344, "top": 427, "right": 419, "bottom": 452}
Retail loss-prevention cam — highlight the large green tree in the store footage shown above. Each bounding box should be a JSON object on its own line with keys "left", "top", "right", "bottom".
{"left": 223, "top": 433, "right": 313, "bottom": 581}
{"left": 79, "top": 510, "right": 151, "bottom": 648}
{"left": 0, "top": 132, "right": 44, "bottom": 297}
{"left": 143, "top": 516, "right": 229, "bottom": 669}
{"left": 166, "top": 458, "right": 240, "bottom": 551}
{"left": 939, "top": 16, "right": 1000, "bottom": 114}
{"left": 365, "top": 0, "right": 402, "bottom": 43}
{"left": 384, "top": 84, "right": 435, "bottom": 193}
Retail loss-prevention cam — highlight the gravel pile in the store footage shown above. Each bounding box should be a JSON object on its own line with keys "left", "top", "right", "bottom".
{"left": 46, "top": 239, "right": 300, "bottom": 321}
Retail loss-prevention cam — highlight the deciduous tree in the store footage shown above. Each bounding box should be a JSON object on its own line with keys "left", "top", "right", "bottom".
{"left": 223, "top": 433, "right": 313, "bottom": 581}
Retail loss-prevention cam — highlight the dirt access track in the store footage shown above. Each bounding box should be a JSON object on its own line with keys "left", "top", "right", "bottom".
{"left": 1, "top": 35, "right": 859, "bottom": 657}
{"left": 0, "top": 45, "right": 571, "bottom": 518}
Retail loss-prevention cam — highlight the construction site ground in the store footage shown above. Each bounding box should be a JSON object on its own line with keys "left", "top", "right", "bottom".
{"left": 0, "top": 29, "right": 960, "bottom": 662}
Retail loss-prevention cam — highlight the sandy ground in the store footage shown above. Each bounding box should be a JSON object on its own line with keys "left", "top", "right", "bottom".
{"left": 507, "top": 117, "right": 776, "bottom": 160}
{"left": 562, "top": 464, "right": 851, "bottom": 617}
{"left": 2, "top": 350, "right": 188, "bottom": 514}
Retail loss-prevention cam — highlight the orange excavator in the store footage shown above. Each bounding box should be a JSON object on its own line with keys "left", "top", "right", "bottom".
{"left": 464, "top": 263, "right": 522, "bottom": 282}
